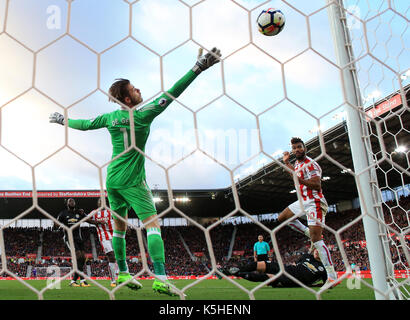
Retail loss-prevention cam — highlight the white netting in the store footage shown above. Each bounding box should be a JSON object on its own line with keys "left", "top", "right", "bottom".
{"left": 0, "top": 0, "right": 408, "bottom": 300}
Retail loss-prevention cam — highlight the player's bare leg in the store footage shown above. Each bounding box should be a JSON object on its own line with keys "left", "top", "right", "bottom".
{"left": 277, "top": 207, "right": 310, "bottom": 238}
{"left": 309, "top": 225, "right": 339, "bottom": 288}
{"left": 107, "top": 251, "right": 118, "bottom": 287}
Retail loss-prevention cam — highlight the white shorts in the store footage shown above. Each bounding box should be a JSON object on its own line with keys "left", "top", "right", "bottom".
{"left": 101, "top": 239, "right": 113, "bottom": 254}
{"left": 288, "top": 198, "right": 328, "bottom": 226}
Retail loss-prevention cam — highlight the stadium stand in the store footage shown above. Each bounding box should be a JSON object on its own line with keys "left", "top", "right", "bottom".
{"left": 1, "top": 194, "right": 408, "bottom": 278}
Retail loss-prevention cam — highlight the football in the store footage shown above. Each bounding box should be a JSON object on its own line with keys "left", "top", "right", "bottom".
{"left": 257, "top": 8, "right": 285, "bottom": 36}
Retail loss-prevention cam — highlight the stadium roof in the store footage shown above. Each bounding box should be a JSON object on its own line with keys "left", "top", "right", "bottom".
{"left": 223, "top": 85, "right": 410, "bottom": 215}
{"left": 0, "top": 86, "right": 408, "bottom": 219}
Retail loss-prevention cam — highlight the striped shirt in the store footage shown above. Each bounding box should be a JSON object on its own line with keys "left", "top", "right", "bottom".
{"left": 90, "top": 209, "right": 114, "bottom": 242}
{"left": 294, "top": 156, "right": 324, "bottom": 201}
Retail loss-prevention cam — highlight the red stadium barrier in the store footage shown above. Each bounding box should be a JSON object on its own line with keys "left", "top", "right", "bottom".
{"left": 0, "top": 191, "right": 107, "bottom": 198}
{"left": 1, "top": 270, "right": 408, "bottom": 280}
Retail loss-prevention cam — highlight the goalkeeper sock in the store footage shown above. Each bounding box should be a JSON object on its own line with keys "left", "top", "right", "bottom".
{"left": 313, "top": 240, "right": 337, "bottom": 280}
{"left": 112, "top": 230, "right": 128, "bottom": 273}
{"left": 288, "top": 219, "right": 310, "bottom": 238}
{"left": 147, "top": 227, "right": 166, "bottom": 281}
{"left": 239, "top": 261, "right": 257, "bottom": 272}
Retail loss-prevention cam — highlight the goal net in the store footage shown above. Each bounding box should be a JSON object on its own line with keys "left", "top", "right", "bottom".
{"left": 0, "top": 0, "right": 408, "bottom": 300}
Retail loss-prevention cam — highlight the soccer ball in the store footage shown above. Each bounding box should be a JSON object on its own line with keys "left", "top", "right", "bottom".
{"left": 257, "top": 8, "right": 285, "bottom": 36}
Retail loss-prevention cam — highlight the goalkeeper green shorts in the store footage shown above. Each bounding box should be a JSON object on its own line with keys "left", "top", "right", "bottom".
{"left": 107, "top": 180, "right": 157, "bottom": 222}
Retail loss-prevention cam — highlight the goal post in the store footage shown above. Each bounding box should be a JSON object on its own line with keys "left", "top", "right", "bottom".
{"left": 326, "top": 0, "right": 403, "bottom": 300}
{"left": 33, "top": 266, "right": 71, "bottom": 278}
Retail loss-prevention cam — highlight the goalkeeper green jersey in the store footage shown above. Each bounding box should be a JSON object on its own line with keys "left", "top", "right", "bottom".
{"left": 68, "top": 70, "right": 197, "bottom": 189}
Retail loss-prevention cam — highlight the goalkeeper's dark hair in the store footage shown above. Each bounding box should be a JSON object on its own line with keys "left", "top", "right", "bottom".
{"left": 108, "top": 78, "right": 130, "bottom": 104}
{"left": 290, "top": 137, "right": 305, "bottom": 147}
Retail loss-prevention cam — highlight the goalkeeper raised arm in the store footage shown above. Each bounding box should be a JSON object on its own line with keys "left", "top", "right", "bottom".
{"left": 49, "top": 47, "right": 222, "bottom": 296}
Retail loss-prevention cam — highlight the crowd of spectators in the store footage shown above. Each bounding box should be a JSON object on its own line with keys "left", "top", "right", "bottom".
{"left": 40, "top": 227, "right": 94, "bottom": 257}
{"left": 1, "top": 258, "right": 29, "bottom": 277}
{"left": 3, "top": 227, "right": 40, "bottom": 256}
{"left": 1, "top": 195, "right": 408, "bottom": 277}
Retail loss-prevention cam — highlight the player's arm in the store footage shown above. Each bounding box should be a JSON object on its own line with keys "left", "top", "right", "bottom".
{"left": 53, "top": 212, "right": 63, "bottom": 231}
{"left": 298, "top": 163, "right": 322, "bottom": 191}
{"left": 86, "top": 218, "right": 101, "bottom": 226}
{"left": 283, "top": 152, "right": 322, "bottom": 191}
{"left": 52, "top": 221, "right": 60, "bottom": 231}
{"left": 137, "top": 47, "right": 222, "bottom": 124}
{"left": 282, "top": 151, "right": 295, "bottom": 173}
{"left": 49, "top": 113, "right": 108, "bottom": 130}
{"left": 265, "top": 243, "right": 271, "bottom": 259}
{"left": 75, "top": 208, "right": 88, "bottom": 221}
{"left": 84, "top": 210, "right": 104, "bottom": 226}
{"left": 298, "top": 176, "right": 321, "bottom": 191}
{"left": 87, "top": 217, "right": 105, "bottom": 226}
{"left": 73, "top": 208, "right": 89, "bottom": 229}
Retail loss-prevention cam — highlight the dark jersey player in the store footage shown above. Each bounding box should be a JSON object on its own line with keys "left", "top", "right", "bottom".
{"left": 54, "top": 198, "right": 90, "bottom": 287}
{"left": 230, "top": 249, "right": 328, "bottom": 288}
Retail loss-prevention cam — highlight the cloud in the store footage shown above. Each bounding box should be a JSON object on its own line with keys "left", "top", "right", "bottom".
{"left": 0, "top": 147, "right": 33, "bottom": 188}
{"left": 192, "top": 0, "right": 250, "bottom": 56}
{"left": 6, "top": 0, "right": 68, "bottom": 52}
{"left": 0, "top": 35, "right": 33, "bottom": 106}
{"left": 132, "top": 0, "right": 190, "bottom": 55}
{"left": 161, "top": 151, "right": 233, "bottom": 189}
{"left": 34, "top": 148, "right": 102, "bottom": 190}
{"left": 1, "top": 90, "right": 65, "bottom": 166}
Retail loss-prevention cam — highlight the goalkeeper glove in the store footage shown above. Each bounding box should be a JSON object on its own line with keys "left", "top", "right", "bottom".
{"left": 192, "top": 47, "right": 222, "bottom": 75}
{"left": 49, "top": 112, "right": 65, "bottom": 125}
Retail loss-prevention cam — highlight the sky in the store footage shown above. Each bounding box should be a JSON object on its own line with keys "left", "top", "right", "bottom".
{"left": 0, "top": 0, "right": 409, "bottom": 192}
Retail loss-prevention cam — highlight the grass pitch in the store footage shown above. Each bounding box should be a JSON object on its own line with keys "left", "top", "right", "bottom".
{"left": 0, "top": 278, "right": 379, "bottom": 300}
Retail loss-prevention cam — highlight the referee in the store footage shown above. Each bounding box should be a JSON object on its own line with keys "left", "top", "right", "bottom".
{"left": 253, "top": 235, "right": 270, "bottom": 262}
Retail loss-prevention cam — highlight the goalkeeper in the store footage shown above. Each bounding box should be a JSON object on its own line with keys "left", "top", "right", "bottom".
{"left": 49, "top": 47, "right": 222, "bottom": 296}
{"left": 227, "top": 249, "right": 328, "bottom": 288}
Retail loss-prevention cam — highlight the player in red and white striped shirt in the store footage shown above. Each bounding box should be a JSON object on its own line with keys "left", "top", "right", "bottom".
{"left": 87, "top": 198, "right": 118, "bottom": 287}
{"left": 276, "top": 137, "right": 339, "bottom": 289}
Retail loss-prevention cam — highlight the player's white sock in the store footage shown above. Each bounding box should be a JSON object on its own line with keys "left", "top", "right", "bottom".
{"left": 313, "top": 240, "right": 337, "bottom": 280}
{"left": 288, "top": 219, "right": 310, "bottom": 238}
{"left": 109, "top": 262, "right": 117, "bottom": 282}
{"left": 156, "top": 275, "right": 168, "bottom": 282}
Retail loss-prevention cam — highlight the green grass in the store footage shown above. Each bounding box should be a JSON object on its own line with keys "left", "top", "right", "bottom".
{"left": 0, "top": 278, "right": 382, "bottom": 300}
